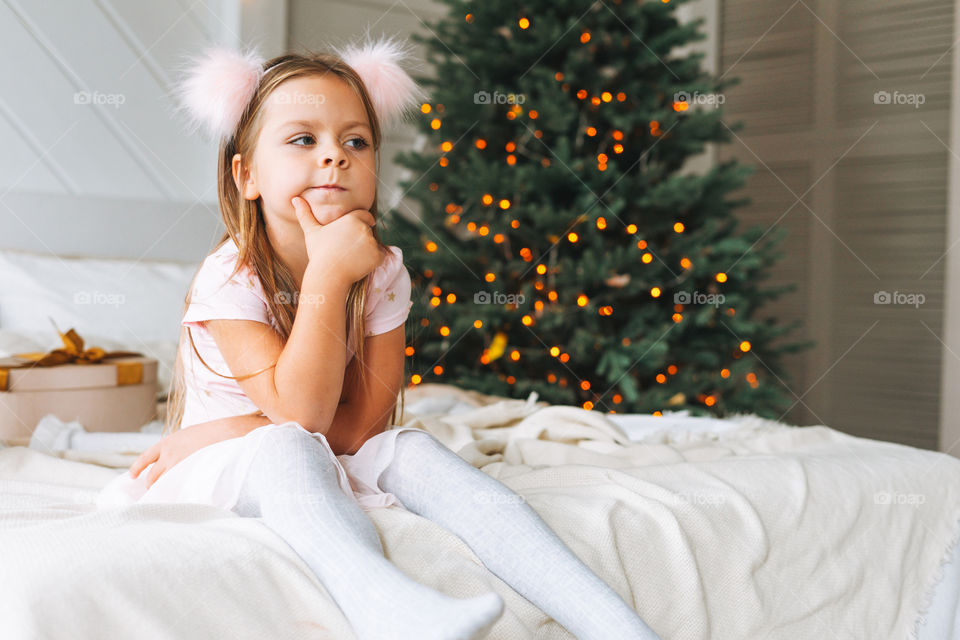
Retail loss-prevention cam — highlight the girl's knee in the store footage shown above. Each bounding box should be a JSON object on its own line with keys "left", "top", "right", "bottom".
{"left": 258, "top": 425, "right": 339, "bottom": 465}
{"left": 248, "top": 427, "right": 346, "bottom": 503}
{"left": 260, "top": 423, "right": 320, "bottom": 447}
{"left": 394, "top": 430, "right": 455, "bottom": 465}
{"left": 395, "top": 429, "right": 441, "bottom": 451}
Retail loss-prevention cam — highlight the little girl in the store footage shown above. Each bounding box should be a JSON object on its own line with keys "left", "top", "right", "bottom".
{"left": 97, "top": 37, "right": 662, "bottom": 640}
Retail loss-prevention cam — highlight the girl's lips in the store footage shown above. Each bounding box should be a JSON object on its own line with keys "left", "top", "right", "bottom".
{"left": 302, "top": 187, "right": 347, "bottom": 205}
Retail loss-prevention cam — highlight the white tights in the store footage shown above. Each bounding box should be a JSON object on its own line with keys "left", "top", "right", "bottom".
{"left": 234, "top": 426, "right": 661, "bottom": 640}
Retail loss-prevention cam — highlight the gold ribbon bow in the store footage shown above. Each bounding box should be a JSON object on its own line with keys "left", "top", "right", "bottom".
{"left": 0, "top": 320, "right": 143, "bottom": 391}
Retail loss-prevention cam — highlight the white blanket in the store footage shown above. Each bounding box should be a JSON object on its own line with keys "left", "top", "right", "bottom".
{"left": 1, "top": 382, "right": 958, "bottom": 639}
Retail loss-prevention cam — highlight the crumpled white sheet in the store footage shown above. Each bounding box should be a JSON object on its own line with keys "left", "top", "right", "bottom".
{"left": 2, "top": 383, "right": 958, "bottom": 639}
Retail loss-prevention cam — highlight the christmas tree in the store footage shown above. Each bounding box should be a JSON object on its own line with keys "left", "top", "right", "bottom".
{"left": 381, "top": 0, "right": 811, "bottom": 419}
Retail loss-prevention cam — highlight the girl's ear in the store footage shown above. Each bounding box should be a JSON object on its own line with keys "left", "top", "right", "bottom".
{"left": 232, "top": 153, "right": 260, "bottom": 200}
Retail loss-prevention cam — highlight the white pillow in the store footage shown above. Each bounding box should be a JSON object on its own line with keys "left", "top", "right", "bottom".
{"left": 0, "top": 249, "right": 199, "bottom": 344}
{"left": 0, "top": 250, "right": 200, "bottom": 395}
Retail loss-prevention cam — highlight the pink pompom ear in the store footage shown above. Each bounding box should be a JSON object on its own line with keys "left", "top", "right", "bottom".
{"left": 337, "top": 35, "right": 428, "bottom": 131}
{"left": 173, "top": 46, "right": 266, "bottom": 141}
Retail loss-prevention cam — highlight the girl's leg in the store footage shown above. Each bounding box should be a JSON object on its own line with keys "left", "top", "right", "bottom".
{"left": 232, "top": 426, "right": 504, "bottom": 640}
{"left": 379, "top": 430, "right": 662, "bottom": 640}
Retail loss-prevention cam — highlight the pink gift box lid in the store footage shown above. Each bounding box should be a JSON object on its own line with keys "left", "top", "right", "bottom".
{"left": 0, "top": 356, "right": 157, "bottom": 392}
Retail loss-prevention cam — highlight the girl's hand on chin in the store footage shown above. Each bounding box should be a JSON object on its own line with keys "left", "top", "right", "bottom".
{"left": 291, "top": 196, "right": 380, "bottom": 285}
{"left": 300, "top": 190, "right": 356, "bottom": 225}
{"left": 301, "top": 201, "right": 343, "bottom": 226}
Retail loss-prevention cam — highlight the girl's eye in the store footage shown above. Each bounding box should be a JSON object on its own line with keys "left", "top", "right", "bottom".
{"left": 289, "top": 135, "right": 369, "bottom": 150}
{"left": 346, "top": 137, "right": 369, "bottom": 150}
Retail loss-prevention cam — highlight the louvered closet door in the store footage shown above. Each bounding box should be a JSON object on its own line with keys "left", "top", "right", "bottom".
{"left": 716, "top": 0, "right": 954, "bottom": 449}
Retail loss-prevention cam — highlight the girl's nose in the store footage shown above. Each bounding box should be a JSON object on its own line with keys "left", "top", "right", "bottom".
{"left": 320, "top": 145, "right": 348, "bottom": 168}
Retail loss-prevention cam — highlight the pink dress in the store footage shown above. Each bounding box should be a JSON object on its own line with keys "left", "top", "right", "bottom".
{"left": 96, "top": 238, "right": 420, "bottom": 513}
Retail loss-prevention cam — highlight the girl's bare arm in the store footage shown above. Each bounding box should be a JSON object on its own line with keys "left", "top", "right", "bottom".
{"left": 213, "top": 412, "right": 274, "bottom": 436}
{"left": 272, "top": 264, "right": 353, "bottom": 432}
{"left": 203, "top": 269, "right": 352, "bottom": 434}
{"left": 130, "top": 411, "right": 274, "bottom": 481}
{"left": 187, "top": 411, "right": 274, "bottom": 437}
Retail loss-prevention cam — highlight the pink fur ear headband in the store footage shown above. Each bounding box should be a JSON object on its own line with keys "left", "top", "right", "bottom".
{"left": 174, "top": 36, "right": 427, "bottom": 141}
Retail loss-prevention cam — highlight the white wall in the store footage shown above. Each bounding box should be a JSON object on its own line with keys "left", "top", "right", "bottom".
{"left": 0, "top": 0, "right": 285, "bottom": 262}
{"left": 938, "top": 0, "right": 960, "bottom": 455}
{"left": 716, "top": 0, "right": 955, "bottom": 451}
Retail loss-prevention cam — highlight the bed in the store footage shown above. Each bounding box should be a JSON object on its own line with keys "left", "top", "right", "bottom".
{"left": 1, "top": 249, "right": 959, "bottom": 639}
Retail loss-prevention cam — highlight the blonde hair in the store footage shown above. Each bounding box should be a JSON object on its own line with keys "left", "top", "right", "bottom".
{"left": 162, "top": 49, "right": 406, "bottom": 438}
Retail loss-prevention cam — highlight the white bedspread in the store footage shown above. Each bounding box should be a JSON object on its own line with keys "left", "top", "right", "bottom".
{"left": 1, "top": 383, "right": 958, "bottom": 639}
